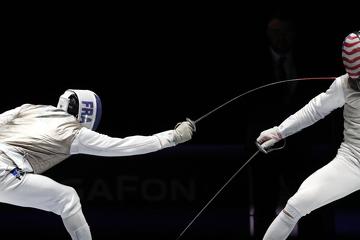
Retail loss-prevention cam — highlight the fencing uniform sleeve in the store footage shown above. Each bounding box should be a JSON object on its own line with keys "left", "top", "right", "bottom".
{"left": 69, "top": 128, "right": 178, "bottom": 156}
{"left": 278, "top": 77, "right": 345, "bottom": 138}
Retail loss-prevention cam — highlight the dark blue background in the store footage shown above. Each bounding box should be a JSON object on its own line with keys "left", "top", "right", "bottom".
{"left": 1, "top": 3, "right": 358, "bottom": 240}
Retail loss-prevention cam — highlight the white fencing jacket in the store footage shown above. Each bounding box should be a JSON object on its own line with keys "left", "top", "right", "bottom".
{"left": 278, "top": 74, "right": 360, "bottom": 161}
{"left": 0, "top": 104, "right": 176, "bottom": 174}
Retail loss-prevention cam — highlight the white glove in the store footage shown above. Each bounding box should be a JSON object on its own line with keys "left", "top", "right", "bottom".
{"left": 173, "top": 119, "right": 196, "bottom": 145}
{"left": 256, "top": 126, "right": 282, "bottom": 150}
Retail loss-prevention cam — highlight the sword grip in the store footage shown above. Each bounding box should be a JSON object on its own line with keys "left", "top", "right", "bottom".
{"left": 186, "top": 118, "right": 196, "bottom": 132}
{"left": 256, "top": 139, "right": 279, "bottom": 154}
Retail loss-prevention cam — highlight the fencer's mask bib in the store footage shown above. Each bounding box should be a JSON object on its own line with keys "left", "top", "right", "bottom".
{"left": 57, "top": 89, "right": 102, "bottom": 130}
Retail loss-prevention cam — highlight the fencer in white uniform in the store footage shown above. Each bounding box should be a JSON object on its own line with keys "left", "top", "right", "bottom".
{"left": 257, "top": 31, "right": 360, "bottom": 239}
{"left": 0, "top": 89, "right": 195, "bottom": 240}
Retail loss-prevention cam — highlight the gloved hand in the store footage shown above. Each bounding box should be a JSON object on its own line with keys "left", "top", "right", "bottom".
{"left": 256, "top": 126, "right": 282, "bottom": 150}
{"left": 173, "top": 118, "right": 196, "bottom": 145}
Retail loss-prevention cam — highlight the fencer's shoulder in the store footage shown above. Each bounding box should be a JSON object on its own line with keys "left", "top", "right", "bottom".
{"left": 0, "top": 104, "right": 45, "bottom": 116}
{"left": 18, "top": 103, "right": 50, "bottom": 111}
{"left": 328, "top": 74, "right": 348, "bottom": 95}
{"left": 335, "top": 74, "right": 349, "bottom": 88}
{"left": 326, "top": 75, "right": 347, "bottom": 103}
{"left": 19, "top": 103, "right": 35, "bottom": 108}
{"left": 16, "top": 104, "right": 64, "bottom": 116}
{"left": 18, "top": 103, "right": 45, "bottom": 108}
{"left": 16, "top": 103, "right": 35, "bottom": 111}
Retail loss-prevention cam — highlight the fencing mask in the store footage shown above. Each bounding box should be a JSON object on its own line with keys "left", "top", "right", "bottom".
{"left": 57, "top": 89, "right": 102, "bottom": 130}
{"left": 342, "top": 31, "right": 360, "bottom": 78}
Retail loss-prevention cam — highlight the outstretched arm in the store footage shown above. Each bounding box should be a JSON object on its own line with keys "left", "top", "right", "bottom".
{"left": 257, "top": 77, "right": 346, "bottom": 149}
{"left": 278, "top": 77, "right": 345, "bottom": 138}
{"left": 70, "top": 120, "right": 195, "bottom": 156}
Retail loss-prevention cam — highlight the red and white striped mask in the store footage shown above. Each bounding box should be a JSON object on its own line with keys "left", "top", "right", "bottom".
{"left": 342, "top": 32, "right": 360, "bottom": 79}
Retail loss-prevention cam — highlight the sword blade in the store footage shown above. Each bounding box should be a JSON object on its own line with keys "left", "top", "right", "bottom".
{"left": 176, "top": 150, "right": 260, "bottom": 240}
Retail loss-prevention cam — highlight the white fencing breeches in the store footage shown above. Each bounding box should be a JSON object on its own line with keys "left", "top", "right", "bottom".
{"left": 288, "top": 153, "right": 360, "bottom": 216}
{"left": 0, "top": 165, "right": 91, "bottom": 239}
{"left": 264, "top": 153, "right": 360, "bottom": 240}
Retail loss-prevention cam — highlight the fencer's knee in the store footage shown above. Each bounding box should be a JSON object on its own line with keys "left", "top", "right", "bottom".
{"left": 283, "top": 203, "right": 302, "bottom": 222}
{"left": 287, "top": 192, "right": 316, "bottom": 217}
{"left": 59, "top": 186, "right": 81, "bottom": 219}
